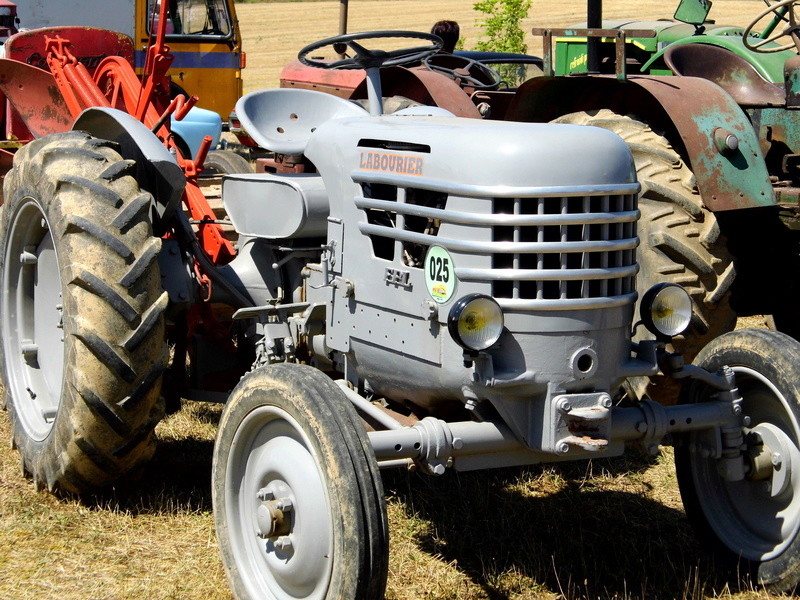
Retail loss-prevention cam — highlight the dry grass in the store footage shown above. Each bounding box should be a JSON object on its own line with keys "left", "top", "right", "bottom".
{"left": 0, "top": 1, "right": 792, "bottom": 599}
{"left": 0, "top": 385, "right": 783, "bottom": 600}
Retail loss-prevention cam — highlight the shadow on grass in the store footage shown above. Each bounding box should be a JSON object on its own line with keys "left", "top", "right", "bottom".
{"left": 383, "top": 453, "right": 725, "bottom": 600}
{"left": 83, "top": 402, "right": 222, "bottom": 514}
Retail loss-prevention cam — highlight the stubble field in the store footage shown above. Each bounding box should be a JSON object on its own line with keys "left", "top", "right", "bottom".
{"left": 0, "top": 2, "right": 785, "bottom": 600}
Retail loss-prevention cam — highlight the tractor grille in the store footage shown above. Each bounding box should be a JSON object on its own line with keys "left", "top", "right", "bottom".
{"left": 354, "top": 175, "right": 639, "bottom": 311}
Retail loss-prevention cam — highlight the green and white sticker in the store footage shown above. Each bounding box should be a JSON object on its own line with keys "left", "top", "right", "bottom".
{"left": 424, "top": 246, "right": 456, "bottom": 304}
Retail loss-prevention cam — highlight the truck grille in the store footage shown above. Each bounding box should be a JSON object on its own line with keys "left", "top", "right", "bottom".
{"left": 354, "top": 174, "right": 639, "bottom": 311}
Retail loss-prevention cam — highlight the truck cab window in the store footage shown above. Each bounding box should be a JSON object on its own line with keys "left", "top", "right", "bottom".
{"left": 147, "top": 0, "right": 231, "bottom": 38}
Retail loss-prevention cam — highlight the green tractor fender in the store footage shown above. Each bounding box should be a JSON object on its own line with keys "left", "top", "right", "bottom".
{"left": 506, "top": 74, "right": 775, "bottom": 212}
{"left": 640, "top": 35, "right": 793, "bottom": 82}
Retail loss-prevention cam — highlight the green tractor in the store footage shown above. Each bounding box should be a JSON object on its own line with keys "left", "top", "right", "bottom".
{"left": 508, "top": 0, "right": 800, "bottom": 398}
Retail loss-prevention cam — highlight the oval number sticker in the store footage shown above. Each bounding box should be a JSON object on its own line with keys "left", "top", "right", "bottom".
{"left": 425, "top": 246, "right": 456, "bottom": 304}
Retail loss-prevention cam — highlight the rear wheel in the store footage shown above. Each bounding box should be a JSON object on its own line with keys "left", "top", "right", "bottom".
{"left": 553, "top": 110, "right": 736, "bottom": 402}
{"left": 212, "top": 363, "right": 389, "bottom": 600}
{"left": 0, "top": 131, "right": 168, "bottom": 494}
{"left": 204, "top": 149, "right": 252, "bottom": 175}
{"left": 676, "top": 329, "right": 800, "bottom": 593}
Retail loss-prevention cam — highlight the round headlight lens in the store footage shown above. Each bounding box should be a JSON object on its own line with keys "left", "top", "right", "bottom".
{"left": 640, "top": 283, "right": 693, "bottom": 339}
{"left": 448, "top": 294, "right": 504, "bottom": 351}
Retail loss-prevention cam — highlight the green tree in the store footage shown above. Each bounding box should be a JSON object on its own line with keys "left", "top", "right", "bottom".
{"left": 473, "top": 0, "right": 532, "bottom": 54}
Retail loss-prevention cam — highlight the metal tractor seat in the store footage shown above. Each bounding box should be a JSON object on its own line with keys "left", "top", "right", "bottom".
{"left": 664, "top": 43, "right": 785, "bottom": 107}
{"left": 234, "top": 88, "right": 368, "bottom": 155}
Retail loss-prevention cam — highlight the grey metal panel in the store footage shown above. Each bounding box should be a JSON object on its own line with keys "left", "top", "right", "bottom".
{"left": 496, "top": 293, "right": 638, "bottom": 311}
{"left": 456, "top": 265, "right": 639, "bottom": 281}
{"left": 357, "top": 223, "right": 639, "bottom": 254}
{"left": 356, "top": 196, "right": 640, "bottom": 226}
{"left": 223, "top": 173, "right": 329, "bottom": 239}
{"left": 353, "top": 171, "right": 640, "bottom": 198}
{"left": 73, "top": 107, "right": 184, "bottom": 226}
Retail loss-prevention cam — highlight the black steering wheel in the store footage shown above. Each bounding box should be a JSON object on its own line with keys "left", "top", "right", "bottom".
{"left": 298, "top": 31, "right": 443, "bottom": 70}
{"left": 423, "top": 54, "right": 503, "bottom": 90}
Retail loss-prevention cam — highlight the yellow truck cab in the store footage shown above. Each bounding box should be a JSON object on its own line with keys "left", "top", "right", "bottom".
{"left": 15, "top": 0, "right": 243, "bottom": 120}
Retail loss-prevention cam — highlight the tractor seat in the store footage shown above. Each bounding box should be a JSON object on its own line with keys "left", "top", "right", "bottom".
{"left": 664, "top": 43, "right": 785, "bottom": 107}
{"left": 234, "top": 88, "right": 368, "bottom": 155}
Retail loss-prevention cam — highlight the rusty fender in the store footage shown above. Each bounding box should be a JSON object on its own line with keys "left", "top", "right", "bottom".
{"left": 507, "top": 75, "right": 775, "bottom": 212}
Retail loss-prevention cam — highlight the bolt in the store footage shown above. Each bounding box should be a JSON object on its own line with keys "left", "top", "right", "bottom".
{"left": 733, "top": 404, "right": 743, "bottom": 416}
{"left": 557, "top": 399, "right": 572, "bottom": 413}
{"left": 274, "top": 536, "right": 292, "bottom": 551}
{"left": 275, "top": 498, "right": 293, "bottom": 512}
{"left": 452, "top": 437, "right": 464, "bottom": 450}
{"left": 772, "top": 452, "right": 783, "bottom": 469}
{"left": 555, "top": 442, "right": 569, "bottom": 455}
{"left": 636, "top": 421, "right": 648, "bottom": 433}
{"left": 257, "top": 487, "right": 274, "bottom": 501}
{"left": 600, "top": 396, "right": 612, "bottom": 409}
{"left": 743, "top": 416, "right": 752, "bottom": 427}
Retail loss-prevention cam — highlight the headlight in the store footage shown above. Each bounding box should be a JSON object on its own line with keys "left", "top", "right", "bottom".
{"left": 640, "top": 283, "right": 693, "bottom": 339}
{"left": 447, "top": 294, "right": 504, "bottom": 351}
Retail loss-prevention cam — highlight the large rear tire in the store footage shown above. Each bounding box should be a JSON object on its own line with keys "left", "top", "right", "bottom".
{"left": 553, "top": 110, "right": 736, "bottom": 402}
{"left": 212, "top": 363, "right": 389, "bottom": 600}
{"left": 676, "top": 329, "right": 800, "bottom": 593}
{"left": 0, "top": 131, "right": 168, "bottom": 494}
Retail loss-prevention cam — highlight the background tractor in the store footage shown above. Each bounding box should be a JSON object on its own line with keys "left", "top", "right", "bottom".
{"left": 506, "top": 0, "right": 800, "bottom": 372}
{"left": 4, "top": 23, "right": 800, "bottom": 599}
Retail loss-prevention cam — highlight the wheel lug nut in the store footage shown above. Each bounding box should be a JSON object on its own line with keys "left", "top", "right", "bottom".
{"left": 257, "top": 487, "right": 274, "bottom": 501}
{"left": 274, "top": 536, "right": 292, "bottom": 551}
{"left": 772, "top": 452, "right": 783, "bottom": 468}
{"left": 276, "top": 497, "right": 293, "bottom": 512}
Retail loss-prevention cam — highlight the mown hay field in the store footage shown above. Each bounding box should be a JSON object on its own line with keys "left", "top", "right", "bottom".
{"left": 240, "top": 0, "right": 766, "bottom": 91}
{"left": 0, "top": 1, "right": 786, "bottom": 600}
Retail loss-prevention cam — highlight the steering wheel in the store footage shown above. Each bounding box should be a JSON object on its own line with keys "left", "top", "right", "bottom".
{"left": 298, "top": 31, "right": 443, "bottom": 70}
{"left": 422, "top": 54, "right": 502, "bottom": 90}
{"left": 744, "top": 0, "right": 800, "bottom": 53}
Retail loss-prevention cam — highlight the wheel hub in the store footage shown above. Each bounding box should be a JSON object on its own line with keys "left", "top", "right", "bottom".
{"left": 749, "top": 423, "right": 794, "bottom": 498}
{"left": 255, "top": 483, "right": 293, "bottom": 540}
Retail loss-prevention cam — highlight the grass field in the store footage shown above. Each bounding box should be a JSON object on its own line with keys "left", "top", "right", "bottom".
{"left": 0, "top": 1, "right": 789, "bottom": 599}
{"left": 239, "top": 0, "right": 769, "bottom": 91}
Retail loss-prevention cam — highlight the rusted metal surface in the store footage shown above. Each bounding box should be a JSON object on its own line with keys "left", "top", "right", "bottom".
{"left": 280, "top": 60, "right": 364, "bottom": 98}
{"left": 0, "top": 59, "right": 71, "bottom": 138}
{"left": 280, "top": 60, "right": 481, "bottom": 118}
{"left": 785, "top": 55, "right": 800, "bottom": 107}
{"left": 5, "top": 26, "right": 134, "bottom": 71}
{"left": 506, "top": 75, "right": 775, "bottom": 212}
{"left": 664, "top": 44, "right": 785, "bottom": 107}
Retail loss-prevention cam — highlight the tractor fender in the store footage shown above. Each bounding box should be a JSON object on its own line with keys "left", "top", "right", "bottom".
{"left": 640, "top": 36, "right": 793, "bottom": 83}
{"left": 73, "top": 107, "right": 185, "bottom": 228}
{"left": 506, "top": 75, "right": 775, "bottom": 212}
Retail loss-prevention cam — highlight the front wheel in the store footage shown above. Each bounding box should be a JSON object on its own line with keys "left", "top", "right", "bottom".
{"left": 676, "top": 329, "right": 800, "bottom": 593}
{"left": 212, "top": 364, "right": 389, "bottom": 600}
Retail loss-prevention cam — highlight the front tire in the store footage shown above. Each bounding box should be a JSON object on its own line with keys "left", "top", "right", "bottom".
{"left": 212, "top": 364, "right": 389, "bottom": 600}
{"left": 676, "top": 329, "right": 800, "bottom": 593}
{"left": 0, "top": 131, "right": 168, "bottom": 494}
